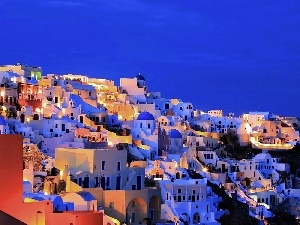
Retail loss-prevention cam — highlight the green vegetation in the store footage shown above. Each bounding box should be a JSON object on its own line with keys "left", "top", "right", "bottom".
{"left": 48, "top": 167, "right": 60, "bottom": 176}
{"left": 57, "top": 180, "right": 66, "bottom": 194}
{"left": 220, "top": 130, "right": 239, "bottom": 148}
{"left": 144, "top": 177, "right": 156, "bottom": 187}
{"left": 244, "top": 177, "right": 252, "bottom": 187}
{"left": 0, "top": 106, "right": 18, "bottom": 118}
{"left": 267, "top": 143, "right": 300, "bottom": 174}
{"left": 190, "top": 124, "right": 206, "bottom": 132}
{"left": 266, "top": 210, "right": 298, "bottom": 225}
{"left": 292, "top": 123, "right": 300, "bottom": 132}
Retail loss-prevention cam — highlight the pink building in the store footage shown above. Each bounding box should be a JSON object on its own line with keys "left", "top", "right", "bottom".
{"left": 0, "top": 135, "right": 104, "bottom": 225}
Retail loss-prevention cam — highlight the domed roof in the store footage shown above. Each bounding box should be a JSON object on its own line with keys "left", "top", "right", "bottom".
{"left": 136, "top": 73, "right": 145, "bottom": 81}
{"left": 168, "top": 129, "right": 182, "bottom": 138}
{"left": 188, "top": 131, "right": 196, "bottom": 136}
{"left": 137, "top": 111, "right": 155, "bottom": 120}
{"left": 77, "top": 191, "right": 96, "bottom": 201}
{"left": 0, "top": 116, "right": 7, "bottom": 126}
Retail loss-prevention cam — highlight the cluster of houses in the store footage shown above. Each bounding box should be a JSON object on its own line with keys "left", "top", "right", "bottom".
{"left": 0, "top": 63, "right": 300, "bottom": 225}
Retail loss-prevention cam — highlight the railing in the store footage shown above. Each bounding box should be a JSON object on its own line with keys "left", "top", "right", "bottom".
{"left": 123, "top": 168, "right": 137, "bottom": 190}
{"left": 160, "top": 164, "right": 175, "bottom": 180}
{"left": 81, "top": 115, "right": 97, "bottom": 130}
{"left": 236, "top": 187, "right": 257, "bottom": 207}
{"left": 250, "top": 137, "right": 294, "bottom": 150}
{"left": 160, "top": 182, "right": 180, "bottom": 223}
{"left": 193, "top": 157, "right": 205, "bottom": 171}
{"left": 256, "top": 170, "right": 268, "bottom": 180}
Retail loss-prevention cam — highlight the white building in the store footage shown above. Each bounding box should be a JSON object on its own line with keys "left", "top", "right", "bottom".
{"left": 172, "top": 102, "right": 194, "bottom": 121}
{"left": 0, "top": 116, "right": 9, "bottom": 134}
{"left": 160, "top": 179, "right": 221, "bottom": 225}
{"left": 62, "top": 191, "right": 98, "bottom": 211}
{"left": 119, "top": 75, "right": 147, "bottom": 103}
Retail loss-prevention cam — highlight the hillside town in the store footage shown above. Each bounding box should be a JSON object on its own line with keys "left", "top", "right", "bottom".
{"left": 1, "top": 63, "right": 300, "bottom": 225}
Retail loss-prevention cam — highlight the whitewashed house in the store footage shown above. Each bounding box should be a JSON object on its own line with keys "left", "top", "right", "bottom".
{"left": 134, "top": 111, "right": 156, "bottom": 136}
{"left": 160, "top": 179, "right": 221, "bottom": 225}
{"left": 172, "top": 102, "right": 194, "bottom": 121}
{"left": 0, "top": 116, "right": 9, "bottom": 134}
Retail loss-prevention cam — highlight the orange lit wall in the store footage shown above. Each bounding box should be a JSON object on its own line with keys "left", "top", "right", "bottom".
{"left": 18, "top": 99, "right": 42, "bottom": 112}
{"left": 51, "top": 212, "right": 103, "bottom": 225}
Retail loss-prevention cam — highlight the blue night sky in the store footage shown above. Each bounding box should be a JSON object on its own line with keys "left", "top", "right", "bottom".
{"left": 1, "top": 0, "right": 300, "bottom": 116}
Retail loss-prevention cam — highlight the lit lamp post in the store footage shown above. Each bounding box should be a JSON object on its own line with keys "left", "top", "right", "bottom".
{"left": 60, "top": 171, "right": 63, "bottom": 180}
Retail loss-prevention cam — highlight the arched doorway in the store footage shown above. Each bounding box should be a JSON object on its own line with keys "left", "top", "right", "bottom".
{"left": 192, "top": 212, "right": 200, "bottom": 224}
{"left": 149, "top": 196, "right": 160, "bottom": 223}
{"left": 126, "top": 198, "right": 147, "bottom": 225}
{"left": 176, "top": 172, "right": 180, "bottom": 179}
